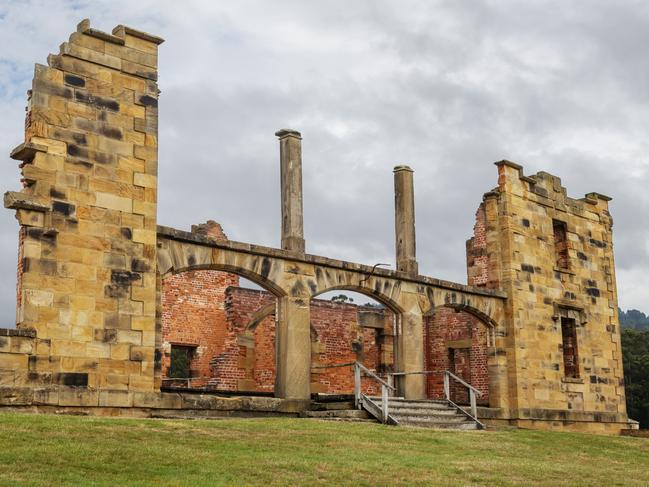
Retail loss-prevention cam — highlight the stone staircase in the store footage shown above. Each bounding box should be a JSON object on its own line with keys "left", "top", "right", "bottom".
{"left": 306, "top": 396, "right": 482, "bottom": 430}
{"left": 304, "top": 399, "right": 376, "bottom": 423}
{"left": 369, "top": 397, "right": 481, "bottom": 430}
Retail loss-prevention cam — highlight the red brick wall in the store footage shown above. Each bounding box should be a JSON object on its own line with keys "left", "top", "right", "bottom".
{"left": 161, "top": 270, "right": 239, "bottom": 386}
{"left": 466, "top": 202, "right": 490, "bottom": 288}
{"left": 252, "top": 315, "right": 276, "bottom": 391}
{"left": 161, "top": 268, "right": 391, "bottom": 395}
{"left": 216, "top": 287, "right": 275, "bottom": 391}
{"left": 16, "top": 227, "right": 25, "bottom": 325}
{"left": 221, "top": 287, "right": 386, "bottom": 395}
{"left": 309, "top": 299, "right": 382, "bottom": 395}
{"left": 424, "top": 307, "right": 490, "bottom": 405}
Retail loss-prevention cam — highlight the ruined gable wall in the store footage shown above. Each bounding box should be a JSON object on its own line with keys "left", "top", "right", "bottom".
{"left": 488, "top": 161, "right": 626, "bottom": 420}
{"left": 3, "top": 20, "right": 163, "bottom": 405}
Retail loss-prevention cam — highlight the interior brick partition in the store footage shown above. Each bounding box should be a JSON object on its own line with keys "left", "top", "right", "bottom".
{"left": 424, "top": 308, "right": 490, "bottom": 405}
{"left": 161, "top": 270, "right": 239, "bottom": 386}
{"left": 160, "top": 220, "right": 237, "bottom": 387}
{"left": 161, "top": 271, "right": 393, "bottom": 396}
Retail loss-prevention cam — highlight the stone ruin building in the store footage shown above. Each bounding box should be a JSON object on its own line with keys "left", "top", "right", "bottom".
{"left": 0, "top": 20, "right": 637, "bottom": 434}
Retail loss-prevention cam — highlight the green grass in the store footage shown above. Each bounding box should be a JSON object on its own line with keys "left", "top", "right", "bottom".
{"left": 0, "top": 413, "right": 647, "bottom": 486}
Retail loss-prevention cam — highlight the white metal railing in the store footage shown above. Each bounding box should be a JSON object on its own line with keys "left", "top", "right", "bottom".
{"left": 353, "top": 361, "right": 397, "bottom": 424}
{"left": 313, "top": 363, "right": 484, "bottom": 428}
{"left": 312, "top": 361, "right": 396, "bottom": 423}
{"left": 443, "top": 369, "right": 483, "bottom": 425}
{"left": 386, "top": 370, "right": 434, "bottom": 392}
{"left": 161, "top": 377, "right": 201, "bottom": 387}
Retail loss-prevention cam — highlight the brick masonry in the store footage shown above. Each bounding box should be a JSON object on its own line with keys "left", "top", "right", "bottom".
{"left": 160, "top": 259, "right": 493, "bottom": 403}
{"left": 424, "top": 308, "right": 489, "bottom": 405}
{"left": 161, "top": 275, "right": 393, "bottom": 396}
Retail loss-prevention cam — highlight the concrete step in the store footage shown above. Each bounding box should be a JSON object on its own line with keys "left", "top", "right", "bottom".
{"left": 368, "top": 398, "right": 450, "bottom": 409}
{"left": 388, "top": 407, "right": 461, "bottom": 416}
{"left": 305, "top": 409, "right": 371, "bottom": 420}
{"left": 398, "top": 419, "right": 478, "bottom": 430}
{"left": 391, "top": 413, "right": 468, "bottom": 424}
{"left": 362, "top": 396, "right": 481, "bottom": 430}
{"left": 310, "top": 401, "right": 355, "bottom": 411}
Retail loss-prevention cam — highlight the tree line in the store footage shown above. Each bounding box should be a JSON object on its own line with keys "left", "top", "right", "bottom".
{"left": 620, "top": 308, "right": 649, "bottom": 428}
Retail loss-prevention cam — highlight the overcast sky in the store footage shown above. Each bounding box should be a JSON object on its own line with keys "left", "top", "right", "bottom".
{"left": 0, "top": 0, "right": 647, "bottom": 325}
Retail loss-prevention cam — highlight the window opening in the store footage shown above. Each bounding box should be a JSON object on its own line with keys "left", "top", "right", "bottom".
{"left": 553, "top": 220, "right": 569, "bottom": 269}
{"left": 560, "top": 317, "right": 579, "bottom": 378}
{"left": 169, "top": 345, "right": 195, "bottom": 379}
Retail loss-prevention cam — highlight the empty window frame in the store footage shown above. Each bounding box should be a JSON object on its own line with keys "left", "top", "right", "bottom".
{"left": 553, "top": 220, "right": 569, "bottom": 269}
{"left": 169, "top": 345, "right": 195, "bottom": 379}
{"left": 560, "top": 317, "right": 579, "bottom": 378}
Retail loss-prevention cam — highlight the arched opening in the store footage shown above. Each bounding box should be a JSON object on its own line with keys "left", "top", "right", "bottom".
{"left": 423, "top": 305, "right": 494, "bottom": 406}
{"left": 159, "top": 265, "right": 282, "bottom": 395}
{"left": 309, "top": 289, "right": 399, "bottom": 396}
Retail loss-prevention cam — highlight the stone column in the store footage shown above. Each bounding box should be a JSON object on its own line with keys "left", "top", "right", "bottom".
{"left": 396, "top": 302, "right": 426, "bottom": 400}
{"left": 394, "top": 166, "right": 418, "bottom": 275}
{"left": 276, "top": 129, "right": 305, "bottom": 253}
{"left": 275, "top": 295, "right": 311, "bottom": 400}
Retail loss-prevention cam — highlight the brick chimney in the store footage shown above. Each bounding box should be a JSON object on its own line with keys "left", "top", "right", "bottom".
{"left": 191, "top": 220, "right": 228, "bottom": 242}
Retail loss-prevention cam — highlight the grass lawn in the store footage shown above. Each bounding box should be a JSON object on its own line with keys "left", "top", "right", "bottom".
{"left": 0, "top": 413, "right": 647, "bottom": 486}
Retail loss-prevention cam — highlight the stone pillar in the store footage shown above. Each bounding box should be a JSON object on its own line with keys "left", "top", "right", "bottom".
{"left": 276, "top": 129, "right": 305, "bottom": 253}
{"left": 396, "top": 307, "right": 426, "bottom": 400}
{"left": 394, "top": 166, "right": 418, "bottom": 275}
{"left": 275, "top": 295, "right": 311, "bottom": 400}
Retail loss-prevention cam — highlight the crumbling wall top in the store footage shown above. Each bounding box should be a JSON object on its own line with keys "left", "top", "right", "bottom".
{"left": 493, "top": 159, "right": 612, "bottom": 217}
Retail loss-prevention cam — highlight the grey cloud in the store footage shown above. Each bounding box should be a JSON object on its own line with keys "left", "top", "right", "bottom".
{"left": 0, "top": 0, "right": 647, "bottom": 326}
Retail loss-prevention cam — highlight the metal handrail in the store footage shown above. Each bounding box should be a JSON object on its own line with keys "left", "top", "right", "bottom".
{"left": 444, "top": 369, "right": 482, "bottom": 397}
{"left": 386, "top": 370, "right": 436, "bottom": 392}
{"left": 354, "top": 362, "right": 394, "bottom": 424}
{"left": 309, "top": 361, "right": 395, "bottom": 423}
{"left": 443, "top": 370, "right": 484, "bottom": 428}
{"left": 389, "top": 370, "right": 435, "bottom": 376}
{"left": 161, "top": 377, "right": 202, "bottom": 387}
{"left": 355, "top": 362, "right": 396, "bottom": 391}
{"left": 311, "top": 361, "right": 356, "bottom": 369}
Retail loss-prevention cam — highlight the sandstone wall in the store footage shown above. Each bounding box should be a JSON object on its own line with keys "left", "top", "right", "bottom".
{"left": 474, "top": 161, "right": 627, "bottom": 423}
{"left": 2, "top": 20, "right": 163, "bottom": 406}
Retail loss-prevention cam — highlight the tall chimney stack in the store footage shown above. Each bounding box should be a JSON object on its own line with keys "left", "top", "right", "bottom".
{"left": 276, "top": 129, "right": 305, "bottom": 253}
{"left": 394, "top": 165, "right": 418, "bottom": 275}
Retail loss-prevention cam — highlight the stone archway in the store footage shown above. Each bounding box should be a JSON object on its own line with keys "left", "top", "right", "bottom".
{"left": 423, "top": 305, "right": 498, "bottom": 407}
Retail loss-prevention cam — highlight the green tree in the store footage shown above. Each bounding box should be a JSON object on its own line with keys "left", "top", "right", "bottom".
{"left": 330, "top": 294, "right": 354, "bottom": 304}
{"left": 619, "top": 308, "right": 649, "bottom": 330}
{"left": 621, "top": 328, "right": 649, "bottom": 428}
